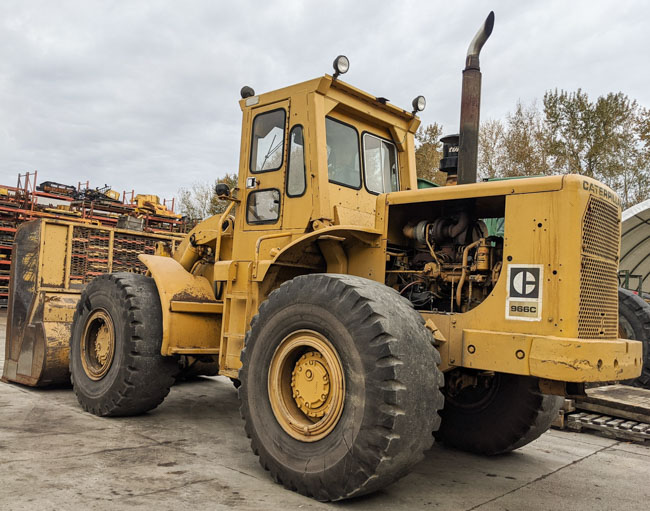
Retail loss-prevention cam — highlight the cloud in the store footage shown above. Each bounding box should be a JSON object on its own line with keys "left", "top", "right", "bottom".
{"left": 1, "top": 0, "right": 647, "bottom": 200}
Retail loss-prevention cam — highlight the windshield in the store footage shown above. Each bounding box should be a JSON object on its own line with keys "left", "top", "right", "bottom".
{"left": 363, "top": 133, "right": 398, "bottom": 193}
{"left": 325, "top": 117, "right": 361, "bottom": 188}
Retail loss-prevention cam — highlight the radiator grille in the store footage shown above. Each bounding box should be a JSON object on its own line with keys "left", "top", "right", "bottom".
{"left": 578, "top": 196, "right": 620, "bottom": 339}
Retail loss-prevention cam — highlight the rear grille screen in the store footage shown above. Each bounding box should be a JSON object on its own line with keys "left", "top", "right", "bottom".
{"left": 582, "top": 195, "right": 620, "bottom": 262}
{"left": 578, "top": 196, "right": 620, "bottom": 339}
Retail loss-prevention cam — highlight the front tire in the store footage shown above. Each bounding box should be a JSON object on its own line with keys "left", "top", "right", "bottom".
{"left": 437, "top": 372, "right": 562, "bottom": 455}
{"left": 239, "top": 274, "right": 444, "bottom": 501}
{"left": 70, "top": 273, "right": 178, "bottom": 416}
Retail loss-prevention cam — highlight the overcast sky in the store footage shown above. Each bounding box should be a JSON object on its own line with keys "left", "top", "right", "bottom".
{"left": 1, "top": 1, "right": 648, "bottom": 203}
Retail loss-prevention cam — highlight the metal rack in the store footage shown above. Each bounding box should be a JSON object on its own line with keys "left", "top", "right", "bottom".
{"left": 0, "top": 171, "right": 190, "bottom": 307}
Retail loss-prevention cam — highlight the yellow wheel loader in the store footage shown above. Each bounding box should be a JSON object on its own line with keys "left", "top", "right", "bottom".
{"left": 27, "top": 12, "right": 644, "bottom": 501}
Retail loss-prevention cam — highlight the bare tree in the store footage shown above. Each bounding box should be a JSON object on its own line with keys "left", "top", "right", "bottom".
{"left": 478, "top": 119, "right": 506, "bottom": 180}
{"left": 415, "top": 123, "right": 445, "bottom": 185}
{"left": 178, "top": 173, "right": 239, "bottom": 220}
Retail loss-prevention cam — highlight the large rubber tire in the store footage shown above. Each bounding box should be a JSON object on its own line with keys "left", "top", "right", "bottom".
{"left": 70, "top": 273, "right": 178, "bottom": 416}
{"left": 436, "top": 372, "right": 562, "bottom": 455}
{"left": 618, "top": 287, "right": 650, "bottom": 389}
{"left": 238, "top": 274, "right": 444, "bottom": 501}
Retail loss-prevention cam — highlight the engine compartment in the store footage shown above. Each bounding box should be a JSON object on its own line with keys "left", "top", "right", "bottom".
{"left": 386, "top": 197, "right": 505, "bottom": 313}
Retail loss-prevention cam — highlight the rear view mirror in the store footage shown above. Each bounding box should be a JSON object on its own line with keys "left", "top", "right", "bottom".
{"left": 215, "top": 183, "right": 231, "bottom": 198}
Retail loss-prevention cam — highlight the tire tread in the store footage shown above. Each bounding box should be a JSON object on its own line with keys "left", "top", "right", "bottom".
{"left": 238, "top": 273, "right": 444, "bottom": 501}
{"left": 70, "top": 273, "right": 178, "bottom": 417}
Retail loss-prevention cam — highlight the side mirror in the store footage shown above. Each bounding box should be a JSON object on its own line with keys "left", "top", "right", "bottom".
{"left": 215, "top": 183, "right": 231, "bottom": 198}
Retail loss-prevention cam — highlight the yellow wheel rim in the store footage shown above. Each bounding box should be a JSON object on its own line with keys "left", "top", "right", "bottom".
{"left": 268, "top": 330, "right": 345, "bottom": 442}
{"left": 80, "top": 309, "right": 115, "bottom": 381}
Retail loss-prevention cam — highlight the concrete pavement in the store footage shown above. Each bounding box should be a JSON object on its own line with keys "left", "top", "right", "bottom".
{"left": 1, "top": 311, "right": 649, "bottom": 510}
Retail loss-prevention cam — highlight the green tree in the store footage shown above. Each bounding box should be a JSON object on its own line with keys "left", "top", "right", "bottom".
{"left": 543, "top": 89, "right": 648, "bottom": 208}
{"left": 502, "top": 101, "right": 550, "bottom": 177}
{"left": 638, "top": 107, "right": 650, "bottom": 148}
{"left": 478, "top": 90, "right": 649, "bottom": 209}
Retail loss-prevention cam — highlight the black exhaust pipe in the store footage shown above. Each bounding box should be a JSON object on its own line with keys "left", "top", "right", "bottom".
{"left": 457, "top": 11, "right": 494, "bottom": 185}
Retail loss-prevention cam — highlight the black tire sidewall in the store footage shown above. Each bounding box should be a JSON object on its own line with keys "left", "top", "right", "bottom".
{"left": 244, "top": 303, "right": 366, "bottom": 475}
{"left": 239, "top": 274, "right": 443, "bottom": 500}
{"left": 618, "top": 287, "right": 650, "bottom": 387}
{"left": 438, "top": 373, "right": 546, "bottom": 454}
{"left": 619, "top": 290, "right": 647, "bottom": 340}
{"left": 70, "top": 279, "right": 130, "bottom": 403}
{"left": 70, "top": 273, "right": 177, "bottom": 416}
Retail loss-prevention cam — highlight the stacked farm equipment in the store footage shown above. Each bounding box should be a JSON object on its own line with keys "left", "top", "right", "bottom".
{"left": 0, "top": 171, "right": 189, "bottom": 307}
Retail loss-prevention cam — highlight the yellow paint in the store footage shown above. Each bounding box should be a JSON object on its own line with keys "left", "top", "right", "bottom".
{"left": 267, "top": 330, "right": 345, "bottom": 442}
{"left": 138, "top": 254, "right": 221, "bottom": 355}
{"left": 134, "top": 194, "right": 182, "bottom": 219}
{"left": 460, "top": 329, "right": 642, "bottom": 381}
{"left": 40, "top": 222, "right": 68, "bottom": 288}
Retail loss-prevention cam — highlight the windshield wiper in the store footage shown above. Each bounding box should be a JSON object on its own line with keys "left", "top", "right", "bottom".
{"left": 260, "top": 135, "right": 283, "bottom": 170}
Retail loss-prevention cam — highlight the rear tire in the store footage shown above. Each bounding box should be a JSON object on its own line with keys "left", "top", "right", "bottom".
{"left": 618, "top": 287, "right": 650, "bottom": 389}
{"left": 437, "top": 372, "right": 562, "bottom": 455}
{"left": 70, "top": 273, "right": 178, "bottom": 416}
{"left": 239, "top": 274, "right": 444, "bottom": 501}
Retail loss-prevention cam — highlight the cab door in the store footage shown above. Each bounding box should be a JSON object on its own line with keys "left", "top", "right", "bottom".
{"left": 243, "top": 100, "right": 289, "bottom": 232}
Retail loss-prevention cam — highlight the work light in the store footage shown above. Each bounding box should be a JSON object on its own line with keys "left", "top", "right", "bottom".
{"left": 412, "top": 95, "right": 426, "bottom": 113}
{"left": 333, "top": 55, "right": 349, "bottom": 79}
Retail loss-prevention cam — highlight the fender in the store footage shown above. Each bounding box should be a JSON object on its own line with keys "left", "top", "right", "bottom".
{"left": 253, "top": 225, "right": 385, "bottom": 283}
{"left": 138, "top": 254, "right": 221, "bottom": 356}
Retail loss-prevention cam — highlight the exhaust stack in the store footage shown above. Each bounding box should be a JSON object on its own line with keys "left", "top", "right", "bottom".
{"left": 457, "top": 11, "right": 494, "bottom": 185}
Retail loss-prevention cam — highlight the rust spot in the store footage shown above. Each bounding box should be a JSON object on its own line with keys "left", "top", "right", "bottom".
{"left": 171, "top": 290, "right": 216, "bottom": 303}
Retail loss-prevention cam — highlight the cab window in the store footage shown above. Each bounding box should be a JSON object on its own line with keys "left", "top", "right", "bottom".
{"left": 326, "top": 117, "right": 360, "bottom": 188}
{"left": 250, "top": 109, "right": 286, "bottom": 172}
{"left": 363, "top": 133, "right": 398, "bottom": 193}
{"left": 287, "top": 125, "right": 306, "bottom": 196}
{"left": 246, "top": 189, "right": 280, "bottom": 224}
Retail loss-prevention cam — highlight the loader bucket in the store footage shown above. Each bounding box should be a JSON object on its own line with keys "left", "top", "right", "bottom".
{"left": 2, "top": 221, "right": 76, "bottom": 386}
{"left": 2, "top": 218, "right": 217, "bottom": 387}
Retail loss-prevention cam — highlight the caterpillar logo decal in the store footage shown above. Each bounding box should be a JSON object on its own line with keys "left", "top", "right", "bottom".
{"left": 506, "top": 264, "right": 543, "bottom": 321}
{"left": 582, "top": 180, "right": 621, "bottom": 207}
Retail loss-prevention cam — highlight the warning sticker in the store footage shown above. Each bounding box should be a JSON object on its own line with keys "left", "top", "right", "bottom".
{"left": 506, "top": 265, "right": 543, "bottom": 321}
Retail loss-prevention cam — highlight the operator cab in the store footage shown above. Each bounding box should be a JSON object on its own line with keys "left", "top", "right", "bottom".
{"left": 237, "top": 56, "right": 424, "bottom": 234}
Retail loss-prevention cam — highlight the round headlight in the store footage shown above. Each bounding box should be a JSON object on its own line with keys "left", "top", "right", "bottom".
{"left": 412, "top": 95, "right": 426, "bottom": 113}
{"left": 333, "top": 55, "right": 350, "bottom": 77}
